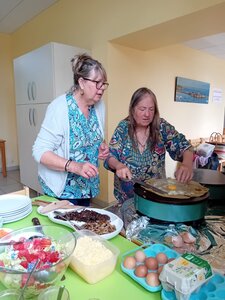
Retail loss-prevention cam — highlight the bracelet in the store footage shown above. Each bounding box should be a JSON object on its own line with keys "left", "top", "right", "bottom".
{"left": 64, "top": 159, "right": 72, "bottom": 172}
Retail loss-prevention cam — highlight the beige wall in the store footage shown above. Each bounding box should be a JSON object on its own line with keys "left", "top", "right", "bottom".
{"left": 0, "top": 33, "right": 18, "bottom": 168}
{"left": 107, "top": 43, "right": 225, "bottom": 201}
{"left": 1, "top": 0, "right": 225, "bottom": 204}
{"left": 11, "top": 0, "right": 225, "bottom": 58}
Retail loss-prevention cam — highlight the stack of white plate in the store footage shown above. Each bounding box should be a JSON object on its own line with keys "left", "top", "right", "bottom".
{"left": 0, "top": 194, "right": 32, "bottom": 224}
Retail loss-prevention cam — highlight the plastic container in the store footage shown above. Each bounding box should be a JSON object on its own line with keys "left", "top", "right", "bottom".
{"left": 121, "top": 243, "right": 180, "bottom": 292}
{"left": 159, "top": 253, "right": 213, "bottom": 300}
{"left": 69, "top": 229, "right": 120, "bottom": 284}
{"left": 161, "top": 273, "right": 225, "bottom": 300}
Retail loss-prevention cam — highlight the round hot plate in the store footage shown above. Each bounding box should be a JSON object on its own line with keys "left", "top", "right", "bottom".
{"left": 134, "top": 183, "right": 209, "bottom": 223}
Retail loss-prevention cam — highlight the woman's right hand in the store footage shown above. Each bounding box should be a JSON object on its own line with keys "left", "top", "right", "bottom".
{"left": 116, "top": 164, "right": 132, "bottom": 181}
{"left": 107, "top": 156, "right": 132, "bottom": 180}
{"left": 70, "top": 161, "right": 99, "bottom": 179}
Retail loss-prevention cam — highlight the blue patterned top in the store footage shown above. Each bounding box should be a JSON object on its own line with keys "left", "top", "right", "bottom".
{"left": 104, "top": 118, "right": 191, "bottom": 203}
{"left": 40, "top": 93, "right": 102, "bottom": 199}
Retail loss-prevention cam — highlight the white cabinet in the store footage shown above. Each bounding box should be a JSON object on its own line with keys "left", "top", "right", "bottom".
{"left": 14, "top": 44, "right": 54, "bottom": 104}
{"left": 14, "top": 42, "right": 87, "bottom": 104}
{"left": 14, "top": 42, "right": 89, "bottom": 193}
{"left": 16, "top": 104, "right": 49, "bottom": 193}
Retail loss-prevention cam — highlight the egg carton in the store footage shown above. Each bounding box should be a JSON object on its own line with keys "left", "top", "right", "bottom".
{"left": 159, "top": 253, "right": 213, "bottom": 300}
{"left": 121, "top": 243, "right": 180, "bottom": 292}
{"left": 161, "top": 273, "right": 225, "bottom": 300}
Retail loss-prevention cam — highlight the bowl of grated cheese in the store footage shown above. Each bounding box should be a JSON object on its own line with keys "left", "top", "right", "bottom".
{"left": 69, "top": 230, "right": 120, "bottom": 284}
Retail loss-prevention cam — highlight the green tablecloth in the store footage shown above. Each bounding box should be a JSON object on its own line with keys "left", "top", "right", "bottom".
{"left": 2, "top": 196, "right": 161, "bottom": 300}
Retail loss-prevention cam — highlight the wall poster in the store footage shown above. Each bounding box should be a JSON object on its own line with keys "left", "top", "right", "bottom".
{"left": 174, "top": 77, "right": 210, "bottom": 104}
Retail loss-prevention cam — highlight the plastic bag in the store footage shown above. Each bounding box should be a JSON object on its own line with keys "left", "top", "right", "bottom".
{"left": 196, "top": 143, "right": 215, "bottom": 157}
{"left": 137, "top": 223, "right": 211, "bottom": 255}
{"left": 125, "top": 216, "right": 149, "bottom": 240}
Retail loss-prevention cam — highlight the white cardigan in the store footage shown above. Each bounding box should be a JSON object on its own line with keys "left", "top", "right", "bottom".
{"left": 32, "top": 94, "right": 105, "bottom": 197}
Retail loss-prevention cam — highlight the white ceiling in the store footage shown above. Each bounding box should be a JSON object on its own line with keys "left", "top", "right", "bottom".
{"left": 0, "top": 0, "right": 225, "bottom": 61}
{"left": 0, "top": 0, "right": 58, "bottom": 33}
{"left": 183, "top": 33, "right": 225, "bottom": 61}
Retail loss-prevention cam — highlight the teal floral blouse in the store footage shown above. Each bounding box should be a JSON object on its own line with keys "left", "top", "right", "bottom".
{"left": 104, "top": 118, "right": 191, "bottom": 203}
{"left": 40, "top": 93, "right": 102, "bottom": 199}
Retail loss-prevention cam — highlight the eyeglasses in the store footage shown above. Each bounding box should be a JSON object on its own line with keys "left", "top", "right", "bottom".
{"left": 83, "top": 77, "right": 109, "bottom": 90}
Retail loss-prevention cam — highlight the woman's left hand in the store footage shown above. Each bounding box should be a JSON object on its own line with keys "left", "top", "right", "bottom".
{"left": 98, "top": 142, "right": 109, "bottom": 160}
{"left": 175, "top": 163, "right": 193, "bottom": 183}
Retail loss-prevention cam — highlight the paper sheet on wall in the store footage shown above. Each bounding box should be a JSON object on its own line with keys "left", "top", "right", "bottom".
{"left": 212, "top": 88, "right": 223, "bottom": 103}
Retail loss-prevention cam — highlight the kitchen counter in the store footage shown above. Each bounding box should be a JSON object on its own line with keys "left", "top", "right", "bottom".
{"left": 1, "top": 195, "right": 161, "bottom": 300}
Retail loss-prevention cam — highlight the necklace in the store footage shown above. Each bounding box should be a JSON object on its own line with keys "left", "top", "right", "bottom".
{"left": 137, "top": 140, "right": 147, "bottom": 148}
{"left": 137, "top": 139, "right": 147, "bottom": 154}
{"left": 135, "top": 127, "right": 149, "bottom": 153}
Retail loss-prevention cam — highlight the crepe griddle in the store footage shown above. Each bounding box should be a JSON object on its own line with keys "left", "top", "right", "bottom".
{"left": 134, "top": 183, "right": 209, "bottom": 224}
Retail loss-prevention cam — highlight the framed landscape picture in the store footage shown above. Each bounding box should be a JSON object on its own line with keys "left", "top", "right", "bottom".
{"left": 174, "top": 77, "right": 210, "bottom": 104}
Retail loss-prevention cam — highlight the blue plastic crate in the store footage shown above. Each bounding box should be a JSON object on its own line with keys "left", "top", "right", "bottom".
{"left": 121, "top": 243, "right": 180, "bottom": 292}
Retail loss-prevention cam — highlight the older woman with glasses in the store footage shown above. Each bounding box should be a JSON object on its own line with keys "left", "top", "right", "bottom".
{"left": 33, "top": 53, "right": 109, "bottom": 206}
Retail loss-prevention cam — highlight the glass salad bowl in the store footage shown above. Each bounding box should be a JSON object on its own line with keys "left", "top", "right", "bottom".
{"left": 0, "top": 225, "right": 76, "bottom": 299}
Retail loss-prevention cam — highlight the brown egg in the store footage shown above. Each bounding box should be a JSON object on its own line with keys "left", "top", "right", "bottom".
{"left": 134, "top": 264, "right": 148, "bottom": 277}
{"left": 181, "top": 232, "right": 196, "bottom": 244}
{"left": 145, "top": 257, "right": 158, "bottom": 270}
{"left": 157, "top": 265, "right": 164, "bottom": 274}
{"left": 183, "top": 242, "right": 196, "bottom": 252}
{"left": 172, "top": 235, "right": 184, "bottom": 248}
{"left": 134, "top": 250, "right": 146, "bottom": 263}
{"left": 123, "top": 256, "right": 136, "bottom": 269}
{"left": 156, "top": 252, "right": 168, "bottom": 265}
{"left": 145, "top": 272, "right": 160, "bottom": 286}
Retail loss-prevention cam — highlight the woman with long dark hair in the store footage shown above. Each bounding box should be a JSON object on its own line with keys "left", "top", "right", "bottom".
{"left": 104, "top": 87, "right": 193, "bottom": 203}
